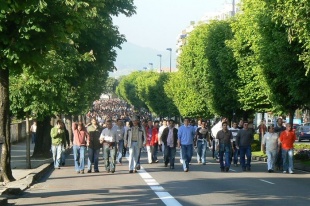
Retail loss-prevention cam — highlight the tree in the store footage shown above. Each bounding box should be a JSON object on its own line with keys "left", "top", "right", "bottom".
{"left": 263, "top": 0, "right": 310, "bottom": 75}
{"left": 1, "top": 0, "right": 135, "bottom": 183}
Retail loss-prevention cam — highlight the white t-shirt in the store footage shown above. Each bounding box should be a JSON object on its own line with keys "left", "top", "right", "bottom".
{"left": 262, "top": 132, "right": 279, "bottom": 151}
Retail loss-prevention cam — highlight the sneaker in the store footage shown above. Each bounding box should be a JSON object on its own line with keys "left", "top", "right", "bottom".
{"left": 80, "top": 170, "right": 84, "bottom": 174}
{"left": 289, "top": 170, "right": 294, "bottom": 174}
{"left": 184, "top": 168, "right": 188, "bottom": 172}
{"left": 87, "top": 170, "right": 92, "bottom": 173}
{"left": 94, "top": 170, "right": 99, "bottom": 173}
{"left": 155, "top": 160, "right": 159, "bottom": 163}
{"left": 283, "top": 171, "right": 287, "bottom": 174}
{"left": 268, "top": 169, "right": 272, "bottom": 173}
{"left": 134, "top": 170, "right": 138, "bottom": 173}
{"left": 129, "top": 170, "right": 133, "bottom": 173}
{"left": 111, "top": 170, "right": 115, "bottom": 173}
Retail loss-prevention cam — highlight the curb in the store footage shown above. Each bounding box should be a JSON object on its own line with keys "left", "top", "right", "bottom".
{"left": 0, "top": 162, "right": 53, "bottom": 197}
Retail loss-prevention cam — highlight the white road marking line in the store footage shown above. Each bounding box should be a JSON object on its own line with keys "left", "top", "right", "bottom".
{"left": 137, "top": 167, "right": 182, "bottom": 205}
{"left": 260, "top": 179, "right": 275, "bottom": 185}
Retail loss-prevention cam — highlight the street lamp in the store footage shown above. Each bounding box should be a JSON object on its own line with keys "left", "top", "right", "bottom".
{"left": 166, "top": 48, "right": 172, "bottom": 72}
{"left": 157, "top": 54, "right": 162, "bottom": 72}
{"left": 149, "top": 63, "right": 153, "bottom": 69}
{"left": 143, "top": 67, "right": 147, "bottom": 71}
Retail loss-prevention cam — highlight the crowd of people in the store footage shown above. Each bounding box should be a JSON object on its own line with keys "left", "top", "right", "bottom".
{"left": 49, "top": 98, "right": 297, "bottom": 175}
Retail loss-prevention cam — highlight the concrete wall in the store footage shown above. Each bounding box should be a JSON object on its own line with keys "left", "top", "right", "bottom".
{"left": 10, "top": 121, "right": 28, "bottom": 143}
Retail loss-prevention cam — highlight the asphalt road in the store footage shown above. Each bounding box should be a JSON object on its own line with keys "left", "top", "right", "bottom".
{"left": 7, "top": 149, "right": 310, "bottom": 206}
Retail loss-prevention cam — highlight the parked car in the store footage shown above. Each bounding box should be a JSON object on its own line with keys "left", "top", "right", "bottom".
{"left": 295, "top": 126, "right": 310, "bottom": 142}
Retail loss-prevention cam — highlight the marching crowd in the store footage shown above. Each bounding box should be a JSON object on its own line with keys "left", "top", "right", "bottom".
{"left": 49, "top": 98, "right": 297, "bottom": 175}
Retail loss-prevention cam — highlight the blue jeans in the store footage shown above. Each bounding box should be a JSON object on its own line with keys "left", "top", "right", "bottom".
{"left": 51, "top": 145, "right": 62, "bottom": 168}
{"left": 61, "top": 146, "right": 66, "bottom": 165}
{"left": 103, "top": 144, "right": 117, "bottom": 172}
{"left": 196, "top": 140, "right": 207, "bottom": 164}
{"left": 151, "top": 144, "right": 158, "bottom": 162}
{"left": 73, "top": 145, "right": 86, "bottom": 171}
{"left": 181, "top": 144, "right": 193, "bottom": 170}
{"left": 282, "top": 148, "right": 294, "bottom": 172}
{"left": 117, "top": 140, "right": 124, "bottom": 163}
{"left": 164, "top": 146, "right": 176, "bottom": 167}
{"left": 266, "top": 150, "right": 277, "bottom": 170}
{"left": 31, "top": 132, "right": 36, "bottom": 144}
{"left": 87, "top": 148, "right": 100, "bottom": 171}
{"left": 219, "top": 144, "right": 231, "bottom": 169}
{"left": 239, "top": 146, "right": 252, "bottom": 169}
{"left": 129, "top": 142, "right": 140, "bottom": 171}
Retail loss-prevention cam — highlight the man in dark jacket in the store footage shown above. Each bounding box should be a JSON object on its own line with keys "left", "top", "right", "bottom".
{"left": 161, "top": 119, "right": 178, "bottom": 169}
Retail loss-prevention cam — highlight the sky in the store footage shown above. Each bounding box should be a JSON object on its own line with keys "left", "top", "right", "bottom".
{"left": 111, "top": 0, "right": 235, "bottom": 76}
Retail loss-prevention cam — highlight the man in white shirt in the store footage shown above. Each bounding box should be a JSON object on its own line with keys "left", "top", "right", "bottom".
{"left": 262, "top": 125, "right": 279, "bottom": 173}
{"left": 100, "top": 119, "right": 117, "bottom": 173}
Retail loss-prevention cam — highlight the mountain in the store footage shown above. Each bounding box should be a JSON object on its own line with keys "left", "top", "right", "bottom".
{"left": 110, "top": 42, "right": 176, "bottom": 78}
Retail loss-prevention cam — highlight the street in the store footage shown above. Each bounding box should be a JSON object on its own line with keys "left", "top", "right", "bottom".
{"left": 8, "top": 149, "right": 310, "bottom": 206}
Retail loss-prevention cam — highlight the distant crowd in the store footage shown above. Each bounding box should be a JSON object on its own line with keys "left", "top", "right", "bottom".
{"left": 48, "top": 98, "right": 297, "bottom": 176}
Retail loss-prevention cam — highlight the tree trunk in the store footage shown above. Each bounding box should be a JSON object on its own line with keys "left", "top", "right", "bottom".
{"left": 32, "top": 116, "right": 52, "bottom": 158}
{"left": 0, "top": 68, "right": 15, "bottom": 183}
{"left": 288, "top": 109, "right": 295, "bottom": 126}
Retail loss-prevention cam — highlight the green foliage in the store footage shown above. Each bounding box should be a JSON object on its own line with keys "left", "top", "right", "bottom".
{"left": 251, "top": 139, "right": 261, "bottom": 152}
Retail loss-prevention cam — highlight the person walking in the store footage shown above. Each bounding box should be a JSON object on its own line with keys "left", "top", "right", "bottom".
{"left": 72, "top": 121, "right": 89, "bottom": 174}
{"left": 114, "top": 119, "right": 125, "bottom": 165}
{"left": 262, "top": 125, "right": 279, "bottom": 173}
{"left": 87, "top": 118, "right": 102, "bottom": 173}
{"left": 162, "top": 119, "right": 178, "bottom": 169}
{"left": 177, "top": 117, "right": 196, "bottom": 172}
{"left": 125, "top": 116, "right": 146, "bottom": 173}
{"left": 216, "top": 121, "right": 233, "bottom": 172}
{"left": 195, "top": 120, "right": 211, "bottom": 165}
{"left": 274, "top": 118, "right": 286, "bottom": 171}
{"left": 236, "top": 121, "right": 254, "bottom": 171}
{"left": 145, "top": 120, "right": 154, "bottom": 164}
{"left": 158, "top": 119, "right": 168, "bottom": 157}
{"left": 229, "top": 122, "right": 240, "bottom": 166}
{"left": 100, "top": 119, "right": 118, "bottom": 173}
{"left": 150, "top": 120, "right": 159, "bottom": 163}
{"left": 50, "top": 120, "right": 66, "bottom": 169}
{"left": 279, "top": 123, "right": 297, "bottom": 174}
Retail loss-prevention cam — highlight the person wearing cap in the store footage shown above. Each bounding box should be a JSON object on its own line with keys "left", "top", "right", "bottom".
{"left": 162, "top": 119, "right": 178, "bottom": 169}
{"left": 125, "top": 115, "right": 146, "bottom": 173}
{"left": 178, "top": 117, "right": 196, "bottom": 172}
{"left": 236, "top": 121, "right": 254, "bottom": 171}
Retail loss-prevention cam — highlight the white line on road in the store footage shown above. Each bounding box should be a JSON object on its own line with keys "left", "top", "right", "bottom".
{"left": 137, "top": 167, "right": 182, "bottom": 206}
{"left": 259, "top": 179, "right": 275, "bottom": 185}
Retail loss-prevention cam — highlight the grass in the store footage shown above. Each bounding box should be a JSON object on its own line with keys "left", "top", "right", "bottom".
{"left": 252, "top": 151, "right": 267, "bottom": 158}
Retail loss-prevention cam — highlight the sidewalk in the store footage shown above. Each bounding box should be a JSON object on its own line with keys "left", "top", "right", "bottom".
{"left": 0, "top": 140, "right": 54, "bottom": 204}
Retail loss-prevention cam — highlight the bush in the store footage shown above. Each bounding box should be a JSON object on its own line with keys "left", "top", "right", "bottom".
{"left": 251, "top": 139, "right": 261, "bottom": 152}
{"left": 295, "top": 149, "right": 310, "bottom": 161}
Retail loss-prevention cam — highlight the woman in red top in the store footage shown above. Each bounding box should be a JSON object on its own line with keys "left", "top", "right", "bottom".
{"left": 150, "top": 121, "right": 160, "bottom": 163}
{"left": 279, "top": 123, "right": 297, "bottom": 174}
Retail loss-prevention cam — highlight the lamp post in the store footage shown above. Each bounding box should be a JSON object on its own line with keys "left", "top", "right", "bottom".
{"left": 166, "top": 48, "right": 172, "bottom": 72}
{"left": 143, "top": 67, "right": 147, "bottom": 71}
{"left": 157, "top": 54, "right": 162, "bottom": 72}
{"left": 149, "top": 63, "right": 153, "bottom": 69}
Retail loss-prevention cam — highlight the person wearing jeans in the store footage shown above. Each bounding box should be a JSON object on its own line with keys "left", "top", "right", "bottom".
{"left": 50, "top": 120, "right": 66, "bottom": 169}
{"left": 87, "top": 118, "right": 102, "bottom": 173}
{"left": 262, "top": 126, "right": 279, "bottom": 172}
{"left": 216, "top": 121, "right": 233, "bottom": 172}
{"left": 72, "top": 122, "right": 89, "bottom": 174}
{"left": 124, "top": 116, "right": 146, "bottom": 173}
{"left": 177, "top": 117, "right": 196, "bottom": 172}
{"left": 279, "top": 123, "right": 297, "bottom": 174}
{"left": 162, "top": 119, "right": 178, "bottom": 169}
{"left": 236, "top": 121, "right": 254, "bottom": 171}
{"left": 195, "top": 120, "right": 211, "bottom": 165}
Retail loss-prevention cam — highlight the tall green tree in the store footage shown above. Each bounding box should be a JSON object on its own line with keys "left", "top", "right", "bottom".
{"left": 1, "top": 0, "right": 135, "bottom": 183}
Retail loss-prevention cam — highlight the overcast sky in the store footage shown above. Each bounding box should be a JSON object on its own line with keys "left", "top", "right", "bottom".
{"left": 113, "top": 0, "right": 232, "bottom": 51}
